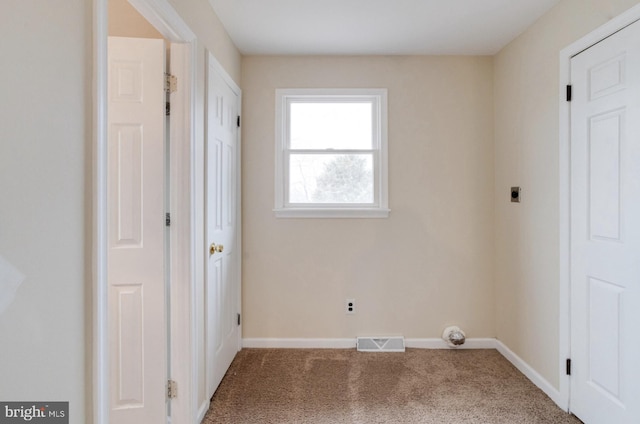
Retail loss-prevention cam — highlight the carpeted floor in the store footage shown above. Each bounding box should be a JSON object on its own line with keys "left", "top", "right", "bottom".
{"left": 203, "top": 348, "right": 582, "bottom": 423}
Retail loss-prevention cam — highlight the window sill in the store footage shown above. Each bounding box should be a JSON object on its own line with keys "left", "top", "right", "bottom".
{"left": 274, "top": 208, "right": 390, "bottom": 219}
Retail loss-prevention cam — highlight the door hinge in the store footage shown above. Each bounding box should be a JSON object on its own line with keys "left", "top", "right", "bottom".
{"left": 166, "top": 101, "right": 170, "bottom": 116}
{"left": 566, "top": 85, "right": 572, "bottom": 102}
{"left": 237, "top": 115, "right": 241, "bottom": 128}
{"left": 166, "top": 213, "right": 171, "bottom": 227}
{"left": 165, "top": 73, "right": 178, "bottom": 94}
{"left": 237, "top": 313, "right": 241, "bottom": 326}
{"left": 566, "top": 358, "right": 572, "bottom": 376}
{"left": 167, "top": 380, "right": 178, "bottom": 399}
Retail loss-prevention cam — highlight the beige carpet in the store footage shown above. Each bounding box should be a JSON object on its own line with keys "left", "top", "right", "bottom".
{"left": 203, "top": 348, "right": 582, "bottom": 423}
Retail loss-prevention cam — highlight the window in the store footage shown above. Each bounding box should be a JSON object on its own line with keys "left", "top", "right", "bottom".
{"left": 275, "top": 89, "right": 389, "bottom": 218}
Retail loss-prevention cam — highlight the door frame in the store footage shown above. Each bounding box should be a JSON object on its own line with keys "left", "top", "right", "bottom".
{"left": 93, "top": 1, "right": 198, "bottom": 423}
{"left": 559, "top": 2, "right": 640, "bottom": 413}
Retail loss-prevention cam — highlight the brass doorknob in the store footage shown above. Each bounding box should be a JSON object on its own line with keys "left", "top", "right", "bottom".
{"left": 209, "top": 243, "right": 224, "bottom": 255}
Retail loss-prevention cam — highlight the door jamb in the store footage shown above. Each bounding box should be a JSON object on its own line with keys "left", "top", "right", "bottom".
{"left": 93, "top": 1, "right": 197, "bottom": 423}
{"left": 559, "top": 2, "right": 640, "bottom": 413}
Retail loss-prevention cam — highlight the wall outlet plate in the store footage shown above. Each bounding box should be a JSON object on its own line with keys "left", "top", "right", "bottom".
{"left": 511, "top": 187, "right": 521, "bottom": 203}
{"left": 346, "top": 298, "right": 355, "bottom": 314}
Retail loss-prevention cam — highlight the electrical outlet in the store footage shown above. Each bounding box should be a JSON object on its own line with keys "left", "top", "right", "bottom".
{"left": 511, "top": 186, "right": 521, "bottom": 203}
{"left": 346, "top": 299, "right": 356, "bottom": 314}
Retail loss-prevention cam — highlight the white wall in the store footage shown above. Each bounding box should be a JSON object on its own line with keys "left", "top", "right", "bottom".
{"left": 242, "top": 56, "right": 495, "bottom": 340}
{"left": 0, "top": 0, "right": 89, "bottom": 422}
{"left": 493, "top": 0, "right": 640, "bottom": 389}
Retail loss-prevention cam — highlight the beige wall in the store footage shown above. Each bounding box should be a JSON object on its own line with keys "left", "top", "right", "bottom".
{"left": 5, "top": 0, "right": 639, "bottom": 420}
{"left": 242, "top": 56, "right": 495, "bottom": 340}
{"left": 109, "top": 0, "right": 164, "bottom": 38}
{"left": 493, "top": 0, "right": 640, "bottom": 389}
{"left": 169, "top": 0, "right": 241, "bottom": 84}
{"left": 0, "top": 0, "right": 89, "bottom": 422}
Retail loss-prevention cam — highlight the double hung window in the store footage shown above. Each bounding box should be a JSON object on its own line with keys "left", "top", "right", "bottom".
{"left": 275, "top": 89, "right": 389, "bottom": 218}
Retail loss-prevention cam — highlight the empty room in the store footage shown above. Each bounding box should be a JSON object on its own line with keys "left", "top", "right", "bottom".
{"left": 1, "top": 0, "right": 640, "bottom": 423}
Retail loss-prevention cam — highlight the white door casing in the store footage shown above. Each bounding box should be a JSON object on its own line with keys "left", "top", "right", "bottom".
{"left": 205, "top": 54, "right": 241, "bottom": 398}
{"left": 570, "top": 20, "right": 640, "bottom": 424}
{"left": 107, "top": 36, "right": 167, "bottom": 424}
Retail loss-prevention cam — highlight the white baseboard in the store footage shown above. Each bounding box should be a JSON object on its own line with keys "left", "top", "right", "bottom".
{"left": 494, "top": 340, "right": 566, "bottom": 410}
{"left": 242, "top": 337, "right": 495, "bottom": 349}
{"left": 242, "top": 338, "right": 357, "bottom": 348}
{"left": 196, "top": 401, "right": 209, "bottom": 423}
{"left": 405, "top": 338, "right": 497, "bottom": 349}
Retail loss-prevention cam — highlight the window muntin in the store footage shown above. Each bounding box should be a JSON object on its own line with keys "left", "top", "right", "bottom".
{"left": 275, "top": 89, "right": 389, "bottom": 218}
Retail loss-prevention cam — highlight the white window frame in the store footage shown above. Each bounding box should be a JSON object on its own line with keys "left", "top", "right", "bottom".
{"left": 274, "top": 88, "right": 389, "bottom": 218}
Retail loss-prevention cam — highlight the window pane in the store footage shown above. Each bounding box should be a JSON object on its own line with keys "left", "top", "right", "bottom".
{"left": 289, "top": 154, "right": 374, "bottom": 204}
{"left": 290, "top": 102, "right": 373, "bottom": 150}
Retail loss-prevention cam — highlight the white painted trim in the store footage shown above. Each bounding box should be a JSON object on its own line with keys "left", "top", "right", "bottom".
{"left": 560, "top": 5, "right": 640, "bottom": 61}
{"left": 234, "top": 89, "right": 243, "bottom": 355}
{"left": 92, "top": 2, "right": 109, "bottom": 424}
{"left": 191, "top": 47, "right": 209, "bottom": 419}
{"left": 558, "top": 3, "right": 640, "bottom": 415}
{"left": 495, "top": 340, "right": 564, "bottom": 410}
{"left": 196, "top": 403, "right": 209, "bottom": 424}
{"left": 128, "top": 0, "right": 195, "bottom": 42}
{"left": 206, "top": 52, "right": 241, "bottom": 95}
{"left": 274, "top": 208, "right": 390, "bottom": 219}
{"left": 242, "top": 338, "right": 496, "bottom": 349}
{"left": 243, "top": 338, "right": 358, "bottom": 349}
{"left": 274, "top": 88, "right": 389, "bottom": 219}
{"left": 558, "top": 39, "right": 572, "bottom": 415}
{"left": 405, "top": 338, "right": 497, "bottom": 349}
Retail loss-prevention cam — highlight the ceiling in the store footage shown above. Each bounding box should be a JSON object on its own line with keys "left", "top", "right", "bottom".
{"left": 208, "top": 0, "right": 562, "bottom": 56}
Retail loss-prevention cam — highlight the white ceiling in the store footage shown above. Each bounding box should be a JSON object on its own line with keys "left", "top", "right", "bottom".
{"left": 208, "top": 0, "right": 562, "bottom": 56}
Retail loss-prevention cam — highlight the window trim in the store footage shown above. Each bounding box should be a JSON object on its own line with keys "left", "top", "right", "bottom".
{"left": 274, "top": 88, "right": 389, "bottom": 218}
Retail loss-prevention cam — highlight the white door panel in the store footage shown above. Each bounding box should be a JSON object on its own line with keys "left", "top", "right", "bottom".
{"left": 570, "top": 20, "right": 640, "bottom": 424}
{"left": 205, "top": 58, "right": 240, "bottom": 398}
{"left": 108, "top": 36, "right": 166, "bottom": 424}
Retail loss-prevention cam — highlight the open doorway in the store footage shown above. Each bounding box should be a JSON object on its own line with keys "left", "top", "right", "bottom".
{"left": 94, "top": 0, "right": 197, "bottom": 423}
{"left": 108, "top": 4, "right": 170, "bottom": 424}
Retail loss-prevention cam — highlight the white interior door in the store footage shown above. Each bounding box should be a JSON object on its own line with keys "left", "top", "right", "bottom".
{"left": 570, "top": 20, "right": 640, "bottom": 424}
{"left": 107, "top": 36, "right": 167, "bottom": 424}
{"left": 205, "top": 58, "right": 240, "bottom": 398}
